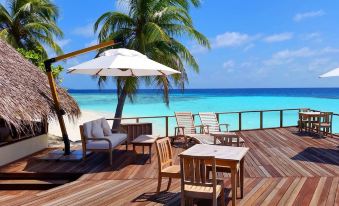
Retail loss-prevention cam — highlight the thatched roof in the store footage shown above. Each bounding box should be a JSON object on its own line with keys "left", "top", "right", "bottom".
{"left": 0, "top": 39, "right": 80, "bottom": 132}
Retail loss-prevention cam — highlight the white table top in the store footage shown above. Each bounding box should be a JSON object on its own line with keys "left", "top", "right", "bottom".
{"left": 132, "top": 134, "right": 159, "bottom": 144}
{"left": 210, "top": 131, "right": 237, "bottom": 136}
{"left": 179, "top": 144, "right": 249, "bottom": 161}
{"left": 299, "top": 111, "right": 321, "bottom": 115}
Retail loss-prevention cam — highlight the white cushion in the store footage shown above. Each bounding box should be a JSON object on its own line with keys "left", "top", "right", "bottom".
{"left": 82, "top": 121, "right": 93, "bottom": 139}
{"left": 86, "top": 133, "right": 127, "bottom": 150}
{"left": 91, "top": 120, "right": 105, "bottom": 139}
{"left": 101, "top": 118, "right": 112, "bottom": 136}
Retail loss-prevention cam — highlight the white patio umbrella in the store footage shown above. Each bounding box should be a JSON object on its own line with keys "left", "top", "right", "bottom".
{"left": 67, "top": 48, "right": 180, "bottom": 76}
{"left": 319, "top": 67, "right": 339, "bottom": 78}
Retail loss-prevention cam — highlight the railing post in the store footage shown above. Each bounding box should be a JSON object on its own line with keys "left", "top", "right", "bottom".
{"left": 216, "top": 113, "right": 220, "bottom": 121}
{"left": 280, "top": 110, "right": 283, "bottom": 127}
{"left": 165, "top": 116, "right": 169, "bottom": 137}
{"left": 260, "top": 111, "right": 263, "bottom": 129}
{"left": 136, "top": 118, "right": 140, "bottom": 123}
{"left": 239, "top": 112, "right": 242, "bottom": 131}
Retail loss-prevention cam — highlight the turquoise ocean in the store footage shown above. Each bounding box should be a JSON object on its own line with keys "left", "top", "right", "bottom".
{"left": 69, "top": 88, "right": 339, "bottom": 136}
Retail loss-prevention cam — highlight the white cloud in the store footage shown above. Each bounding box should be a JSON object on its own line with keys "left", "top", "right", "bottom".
{"left": 72, "top": 23, "right": 95, "bottom": 38}
{"left": 222, "top": 60, "right": 235, "bottom": 72}
{"left": 222, "top": 60, "right": 235, "bottom": 69}
{"left": 56, "top": 39, "right": 71, "bottom": 47}
{"left": 243, "top": 44, "right": 255, "bottom": 52}
{"left": 213, "top": 32, "right": 254, "bottom": 48}
{"left": 263, "top": 32, "right": 293, "bottom": 43}
{"left": 85, "top": 39, "right": 98, "bottom": 47}
{"left": 300, "top": 32, "right": 322, "bottom": 42}
{"left": 190, "top": 43, "right": 209, "bottom": 54}
{"left": 293, "top": 10, "right": 325, "bottom": 22}
{"left": 264, "top": 47, "right": 339, "bottom": 66}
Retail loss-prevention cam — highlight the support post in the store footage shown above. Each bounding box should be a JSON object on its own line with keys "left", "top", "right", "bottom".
{"left": 165, "top": 116, "right": 169, "bottom": 137}
{"left": 45, "top": 60, "right": 70, "bottom": 155}
{"left": 239, "top": 113, "right": 242, "bottom": 131}
{"left": 280, "top": 110, "right": 283, "bottom": 128}
{"left": 260, "top": 111, "right": 263, "bottom": 129}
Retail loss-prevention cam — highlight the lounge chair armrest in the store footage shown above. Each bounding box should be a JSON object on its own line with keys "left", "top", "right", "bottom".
{"left": 195, "top": 125, "right": 208, "bottom": 133}
{"left": 111, "top": 127, "right": 126, "bottom": 133}
{"left": 219, "top": 123, "right": 229, "bottom": 132}
{"left": 85, "top": 138, "right": 112, "bottom": 148}
{"left": 175, "top": 126, "right": 185, "bottom": 136}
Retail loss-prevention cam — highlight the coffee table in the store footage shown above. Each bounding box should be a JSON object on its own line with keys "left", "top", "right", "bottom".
{"left": 210, "top": 131, "right": 244, "bottom": 146}
{"left": 131, "top": 134, "right": 159, "bottom": 163}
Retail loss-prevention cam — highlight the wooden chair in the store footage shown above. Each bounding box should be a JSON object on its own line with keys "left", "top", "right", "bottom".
{"left": 199, "top": 112, "right": 245, "bottom": 146}
{"left": 155, "top": 137, "right": 180, "bottom": 193}
{"left": 174, "top": 112, "right": 215, "bottom": 147}
{"left": 180, "top": 155, "right": 225, "bottom": 206}
{"left": 313, "top": 112, "right": 333, "bottom": 137}
{"left": 298, "top": 108, "right": 310, "bottom": 132}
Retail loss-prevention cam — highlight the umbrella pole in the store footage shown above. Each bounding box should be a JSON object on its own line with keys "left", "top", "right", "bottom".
{"left": 43, "top": 40, "right": 117, "bottom": 156}
{"left": 45, "top": 60, "right": 71, "bottom": 155}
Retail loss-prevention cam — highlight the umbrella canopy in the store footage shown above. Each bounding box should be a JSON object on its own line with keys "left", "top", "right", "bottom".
{"left": 67, "top": 48, "right": 180, "bottom": 76}
{"left": 319, "top": 67, "right": 339, "bottom": 78}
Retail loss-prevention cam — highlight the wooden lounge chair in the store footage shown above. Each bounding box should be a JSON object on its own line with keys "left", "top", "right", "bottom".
{"left": 155, "top": 137, "right": 180, "bottom": 193}
{"left": 180, "top": 154, "right": 225, "bottom": 206}
{"left": 199, "top": 112, "right": 245, "bottom": 146}
{"left": 174, "top": 112, "right": 215, "bottom": 147}
{"left": 313, "top": 112, "right": 333, "bottom": 137}
{"left": 79, "top": 118, "right": 128, "bottom": 165}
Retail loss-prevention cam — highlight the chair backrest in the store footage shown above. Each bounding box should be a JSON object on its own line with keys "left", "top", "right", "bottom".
{"left": 155, "top": 137, "right": 174, "bottom": 172}
{"left": 299, "top": 108, "right": 310, "bottom": 121}
{"left": 175, "top": 112, "right": 196, "bottom": 135}
{"left": 320, "top": 112, "right": 333, "bottom": 124}
{"left": 199, "top": 112, "right": 220, "bottom": 133}
{"left": 180, "top": 155, "right": 217, "bottom": 193}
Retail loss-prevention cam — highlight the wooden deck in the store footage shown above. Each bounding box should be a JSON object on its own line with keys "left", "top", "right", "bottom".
{"left": 0, "top": 127, "right": 338, "bottom": 205}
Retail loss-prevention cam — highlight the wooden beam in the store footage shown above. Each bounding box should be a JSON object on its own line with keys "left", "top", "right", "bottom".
{"left": 54, "top": 40, "right": 116, "bottom": 62}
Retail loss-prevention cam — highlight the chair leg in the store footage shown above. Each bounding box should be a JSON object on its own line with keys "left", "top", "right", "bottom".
{"left": 157, "top": 176, "right": 162, "bottom": 193}
{"left": 125, "top": 141, "right": 128, "bottom": 151}
{"left": 167, "top": 178, "right": 172, "bottom": 191}
{"left": 109, "top": 150, "right": 113, "bottom": 166}
{"left": 220, "top": 188, "right": 226, "bottom": 206}
{"left": 180, "top": 191, "right": 185, "bottom": 206}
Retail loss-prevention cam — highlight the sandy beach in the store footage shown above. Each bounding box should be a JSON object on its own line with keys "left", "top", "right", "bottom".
{"left": 48, "top": 110, "right": 115, "bottom": 142}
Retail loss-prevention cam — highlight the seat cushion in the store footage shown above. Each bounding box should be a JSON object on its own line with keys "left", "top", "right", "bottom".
{"left": 86, "top": 133, "right": 127, "bottom": 150}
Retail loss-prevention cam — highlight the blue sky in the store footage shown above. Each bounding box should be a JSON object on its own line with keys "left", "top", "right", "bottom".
{"left": 4, "top": 0, "right": 339, "bottom": 89}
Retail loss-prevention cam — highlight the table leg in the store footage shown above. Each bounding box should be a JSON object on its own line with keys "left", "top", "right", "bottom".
{"left": 133, "top": 144, "right": 136, "bottom": 153}
{"left": 142, "top": 145, "right": 144, "bottom": 154}
{"left": 308, "top": 117, "right": 311, "bottom": 133}
{"left": 149, "top": 144, "right": 152, "bottom": 163}
{"left": 240, "top": 158, "right": 244, "bottom": 198}
{"left": 231, "top": 165, "right": 237, "bottom": 206}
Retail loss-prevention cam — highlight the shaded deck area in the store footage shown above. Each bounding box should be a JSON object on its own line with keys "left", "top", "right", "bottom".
{"left": 0, "top": 127, "right": 338, "bottom": 205}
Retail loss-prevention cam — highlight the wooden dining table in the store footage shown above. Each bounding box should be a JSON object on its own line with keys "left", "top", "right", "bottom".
{"left": 179, "top": 144, "right": 249, "bottom": 206}
{"left": 299, "top": 111, "right": 321, "bottom": 132}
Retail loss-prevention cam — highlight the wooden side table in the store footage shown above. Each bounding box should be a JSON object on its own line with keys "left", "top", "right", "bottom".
{"left": 120, "top": 123, "right": 152, "bottom": 143}
{"left": 131, "top": 134, "right": 159, "bottom": 163}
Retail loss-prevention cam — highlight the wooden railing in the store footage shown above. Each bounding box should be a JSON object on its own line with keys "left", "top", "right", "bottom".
{"left": 107, "top": 108, "right": 308, "bottom": 137}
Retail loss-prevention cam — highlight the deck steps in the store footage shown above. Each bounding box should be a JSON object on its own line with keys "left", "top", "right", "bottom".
{"left": 0, "top": 172, "right": 82, "bottom": 190}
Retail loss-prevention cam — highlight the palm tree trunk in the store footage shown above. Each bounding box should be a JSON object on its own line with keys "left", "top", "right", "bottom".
{"left": 112, "top": 85, "right": 127, "bottom": 130}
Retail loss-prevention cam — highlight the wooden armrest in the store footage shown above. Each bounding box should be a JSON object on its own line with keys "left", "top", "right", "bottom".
{"left": 219, "top": 123, "right": 229, "bottom": 131}
{"left": 111, "top": 127, "right": 126, "bottom": 133}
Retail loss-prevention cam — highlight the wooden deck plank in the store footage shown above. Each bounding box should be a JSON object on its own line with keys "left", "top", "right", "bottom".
{"left": 0, "top": 127, "right": 337, "bottom": 206}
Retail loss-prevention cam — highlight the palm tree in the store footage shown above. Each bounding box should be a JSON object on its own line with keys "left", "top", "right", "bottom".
{"left": 0, "top": 0, "right": 63, "bottom": 57}
{"left": 95, "top": 0, "right": 210, "bottom": 129}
